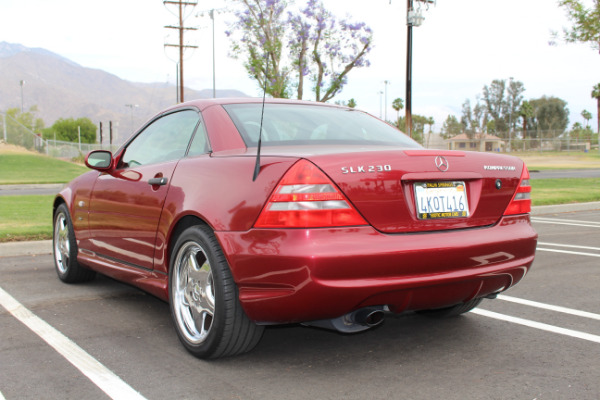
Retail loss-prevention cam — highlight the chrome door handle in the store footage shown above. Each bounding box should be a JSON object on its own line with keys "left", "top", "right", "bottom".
{"left": 148, "top": 177, "right": 168, "bottom": 186}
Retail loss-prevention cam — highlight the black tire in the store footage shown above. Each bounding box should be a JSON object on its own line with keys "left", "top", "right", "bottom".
{"left": 417, "top": 298, "right": 483, "bottom": 318}
{"left": 53, "top": 203, "right": 96, "bottom": 283}
{"left": 169, "top": 225, "right": 264, "bottom": 359}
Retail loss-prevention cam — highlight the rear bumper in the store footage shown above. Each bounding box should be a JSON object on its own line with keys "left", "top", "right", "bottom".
{"left": 216, "top": 215, "right": 537, "bottom": 324}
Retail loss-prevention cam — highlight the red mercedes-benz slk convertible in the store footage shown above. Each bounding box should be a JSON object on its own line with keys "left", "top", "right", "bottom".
{"left": 53, "top": 98, "right": 537, "bottom": 358}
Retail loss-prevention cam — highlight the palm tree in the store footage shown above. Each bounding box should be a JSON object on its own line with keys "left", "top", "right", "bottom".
{"left": 392, "top": 98, "right": 404, "bottom": 126}
{"left": 581, "top": 109, "right": 592, "bottom": 129}
{"left": 592, "top": 83, "right": 600, "bottom": 134}
{"left": 571, "top": 122, "right": 583, "bottom": 143}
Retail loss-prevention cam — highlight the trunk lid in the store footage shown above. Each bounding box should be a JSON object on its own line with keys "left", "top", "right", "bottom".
{"left": 304, "top": 148, "right": 526, "bottom": 233}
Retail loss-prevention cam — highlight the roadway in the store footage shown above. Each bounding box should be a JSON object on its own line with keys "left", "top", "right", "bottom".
{"left": 1, "top": 208, "right": 599, "bottom": 399}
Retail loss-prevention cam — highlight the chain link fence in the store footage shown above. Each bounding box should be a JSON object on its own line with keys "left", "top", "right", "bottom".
{"left": 445, "top": 130, "right": 600, "bottom": 154}
{"left": 1, "top": 112, "right": 119, "bottom": 159}
{"left": 2, "top": 111, "right": 598, "bottom": 158}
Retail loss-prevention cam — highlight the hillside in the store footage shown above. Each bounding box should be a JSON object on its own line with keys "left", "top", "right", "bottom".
{"left": 0, "top": 42, "right": 247, "bottom": 143}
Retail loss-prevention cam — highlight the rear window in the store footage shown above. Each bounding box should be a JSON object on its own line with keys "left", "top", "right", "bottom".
{"left": 223, "top": 103, "right": 421, "bottom": 148}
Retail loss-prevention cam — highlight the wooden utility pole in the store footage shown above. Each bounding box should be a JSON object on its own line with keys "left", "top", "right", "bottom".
{"left": 164, "top": 0, "right": 198, "bottom": 103}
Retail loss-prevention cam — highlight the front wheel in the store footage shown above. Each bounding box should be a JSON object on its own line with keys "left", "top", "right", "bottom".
{"left": 169, "top": 225, "right": 264, "bottom": 359}
{"left": 53, "top": 204, "right": 96, "bottom": 283}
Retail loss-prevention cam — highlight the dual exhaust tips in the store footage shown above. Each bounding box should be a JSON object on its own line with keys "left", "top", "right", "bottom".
{"left": 303, "top": 306, "right": 386, "bottom": 333}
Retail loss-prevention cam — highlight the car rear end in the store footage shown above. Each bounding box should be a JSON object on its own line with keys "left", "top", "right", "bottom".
{"left": 213, "top": 102, "right": 537, "bottom": 325}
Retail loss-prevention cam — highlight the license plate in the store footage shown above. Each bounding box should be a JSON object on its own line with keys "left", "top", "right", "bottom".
{"left": 414, "top": 181, "right": 469, "bottom": 220}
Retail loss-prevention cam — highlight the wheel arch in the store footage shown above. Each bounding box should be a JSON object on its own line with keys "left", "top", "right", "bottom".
{"left": 167, "top": 215, "right": 210, "bottom": 273}
{"left": 53, "top": 195, "right": 67, "bottom": 218}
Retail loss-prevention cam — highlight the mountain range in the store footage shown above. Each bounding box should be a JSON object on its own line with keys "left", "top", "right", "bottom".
{"left": 0, "top": 42, "right": 247, "bottom": 143}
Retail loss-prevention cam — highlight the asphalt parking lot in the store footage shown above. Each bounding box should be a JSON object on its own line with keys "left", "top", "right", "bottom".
{"left": 1, "top": 209, "right": 599, "bottom": 400}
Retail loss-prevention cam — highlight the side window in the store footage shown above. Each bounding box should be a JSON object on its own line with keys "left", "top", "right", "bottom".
{"left": 187, "top": 119, "right": 210, "bottom": 157}
{"left": 122, "top": 110, "right": 199, "bottom": 167}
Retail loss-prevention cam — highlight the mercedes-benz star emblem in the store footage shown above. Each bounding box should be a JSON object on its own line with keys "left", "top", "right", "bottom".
{"left": 435, "top": 155, "right": 449, "bottom": 172}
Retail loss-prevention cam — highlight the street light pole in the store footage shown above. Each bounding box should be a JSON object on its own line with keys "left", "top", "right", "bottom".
{"left": 20, "top": 80, "right": 25, "bottom": 113}
{"left": 384, "top": 80, "right": 390, "bottom": 121}
{"left": 210, "top": 9, "right": 216, "bottom": 98}
{"left": 406, "top": 0, "right": 413, "bottom": 137}
{"left": 404, "top": 0, "right": 434, "bottom": 138}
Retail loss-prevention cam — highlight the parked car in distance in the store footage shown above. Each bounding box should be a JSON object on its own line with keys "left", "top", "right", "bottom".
{"left": 53, "top": 98, "right": 537, "bottom": 359}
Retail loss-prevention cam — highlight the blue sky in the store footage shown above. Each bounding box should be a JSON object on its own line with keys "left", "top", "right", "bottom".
{"left": 1, "top": 0, "right": 598, "bottom": 129}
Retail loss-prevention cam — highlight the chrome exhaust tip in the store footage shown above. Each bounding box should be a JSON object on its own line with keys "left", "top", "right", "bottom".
{"left": 302, "top": 306, "right": 387, "bottom": 333}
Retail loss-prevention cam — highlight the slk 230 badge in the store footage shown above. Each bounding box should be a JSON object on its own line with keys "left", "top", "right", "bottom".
{"left": 341, "top": 165, "right": 392, "bottom": 174}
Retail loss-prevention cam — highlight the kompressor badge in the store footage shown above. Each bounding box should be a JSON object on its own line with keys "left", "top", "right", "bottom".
{"left": 484, "top": 165, "right": 516, "bottom": 171}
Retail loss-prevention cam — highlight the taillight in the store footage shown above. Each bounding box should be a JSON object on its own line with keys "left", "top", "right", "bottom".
{"left": 254, "top": 160, "right": 368, "bottom": 228}
{"left": 503, "top": 165, "right": 531, "bottom": 215}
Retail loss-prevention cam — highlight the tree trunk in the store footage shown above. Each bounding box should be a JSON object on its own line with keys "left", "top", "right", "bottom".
{"left": 597, "top": 98, "right": 600, "bottom": 134}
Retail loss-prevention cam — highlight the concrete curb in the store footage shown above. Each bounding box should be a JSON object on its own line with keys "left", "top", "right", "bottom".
{"left": 0, "top": 240, "right": 52, "bottom": 257}
{"left": 0, "top": 183, "right": 64, "bottom": 191}
{"left": 1, "top": 202, "right": 599, "bottom": 258}
{"left": 530, "top": 201, "right": 600, "bottom": 215}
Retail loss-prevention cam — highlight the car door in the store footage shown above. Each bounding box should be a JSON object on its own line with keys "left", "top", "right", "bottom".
{"left": 87, "top": 109, "right": 200, "bottom": 270}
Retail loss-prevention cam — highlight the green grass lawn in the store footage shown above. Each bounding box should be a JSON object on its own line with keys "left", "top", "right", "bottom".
{"left": 0, "top": 153, "right": 87, "bottom": 184}
{"left": 0, "top": 195, "right": 54, "bottom": 241}
{"left": 531, "top": 178, "right": 600, "bottom": 206}
{"left": 0, "top": 151, "right": 599, "bottom": 242}
{"left": 0, "top": 178, "right": 597, "bottom": 242}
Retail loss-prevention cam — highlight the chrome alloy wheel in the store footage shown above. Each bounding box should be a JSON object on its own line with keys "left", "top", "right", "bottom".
{"left": 172, "top": 241, "right": 215, "bottom": 345}
{"left": 54, "top": 211, "right": 70, "bottom": 274}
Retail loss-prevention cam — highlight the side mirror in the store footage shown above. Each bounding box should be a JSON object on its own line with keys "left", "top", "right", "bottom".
{"left": 85, "top": 150, "right": 113, "bottom": 171}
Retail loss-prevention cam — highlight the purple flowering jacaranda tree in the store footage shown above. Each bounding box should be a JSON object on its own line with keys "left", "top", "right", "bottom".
{"left": 227, "top": 0, "right": 373, "bottom": 102}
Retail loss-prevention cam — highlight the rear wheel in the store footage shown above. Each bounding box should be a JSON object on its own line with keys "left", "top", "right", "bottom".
{"left": 417, "top": 298, "right": 483, "bottom": 318}
{"left": 53, "top": 204, "right": 96, "bottom": 283}
{"left": 169, "top": 225, "right": 264, "bottom": 359}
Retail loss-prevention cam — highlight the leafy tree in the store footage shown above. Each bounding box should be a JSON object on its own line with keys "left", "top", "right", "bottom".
{"left": 227, "top": 0, "right": 290, "bottom": 98}
{"left": 507, "top": 78, "right": 525, "bottom": 133}
{"left": 411, "top": 114, "right": 430, "bottom": 145}
{"left": 482, "top": 79, "right": 508, "bottom": 134}
{"left": 5, "top": 106, "right": 44, "bottom": 133}
{"left": 529, "top": 96, "right": 570, "bottom": 138}
{"left": 518, "top": 100, "right": 534, "bottom": 140}
{"left": 3, "top": 107, "right": 45, "bottom": 150}
{"left": 392, "top": 98, "right": 404, "bottom": 124}
{"left": 334, "top": 98, "right": 357, "bottom": 108}
{"left": 461, "top": 98, "right": 488, "bottom": 138}
{"left": 396, "top": 114, "right": 426, "bottom": 144}
{"left": 461, "top": 99, "right": 474, "bottom": 137}
{"left": 440, "top": 115, "right": 462, "bottom": 139}
{"left": 227, "top": 0, "right": 373, "bottom": 102}
{"left": 464, "top": 78, "right": 525, "bottom": 139}
{"left": 481, "top": 78, "right": 524, "bottom": 137}
{"left": 557, "top": 0, "right": 600, "bottom": 54}
{"left": 44, "top": 118, "right": 97, "bottom": 144}
{"left": 592, "top": 82, "right": 600, "bottom": 133}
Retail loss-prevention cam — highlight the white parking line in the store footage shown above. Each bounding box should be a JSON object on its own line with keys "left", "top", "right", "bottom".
{"left": 536, "top": 241, "right": 600, "bottom": 258}
{"left": 537, "top": 242, "right": 600, "bottom": 252}
{"left": 536, "top": 248, "right": 600, "bottom": 258}
{"left": 471, "top": 309, "right": 600, "bottom": 344}
{"left": 0, "top": 286, "right": 147, "bottom": 400}
{"left": 498, "top": 295, "right": 600, "bottom": 321}
{"left": 0, "top": 390, "right": 5, "bottom": 400}
{"left": 532, "top": 217, "right": 600, "bottom": 228}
